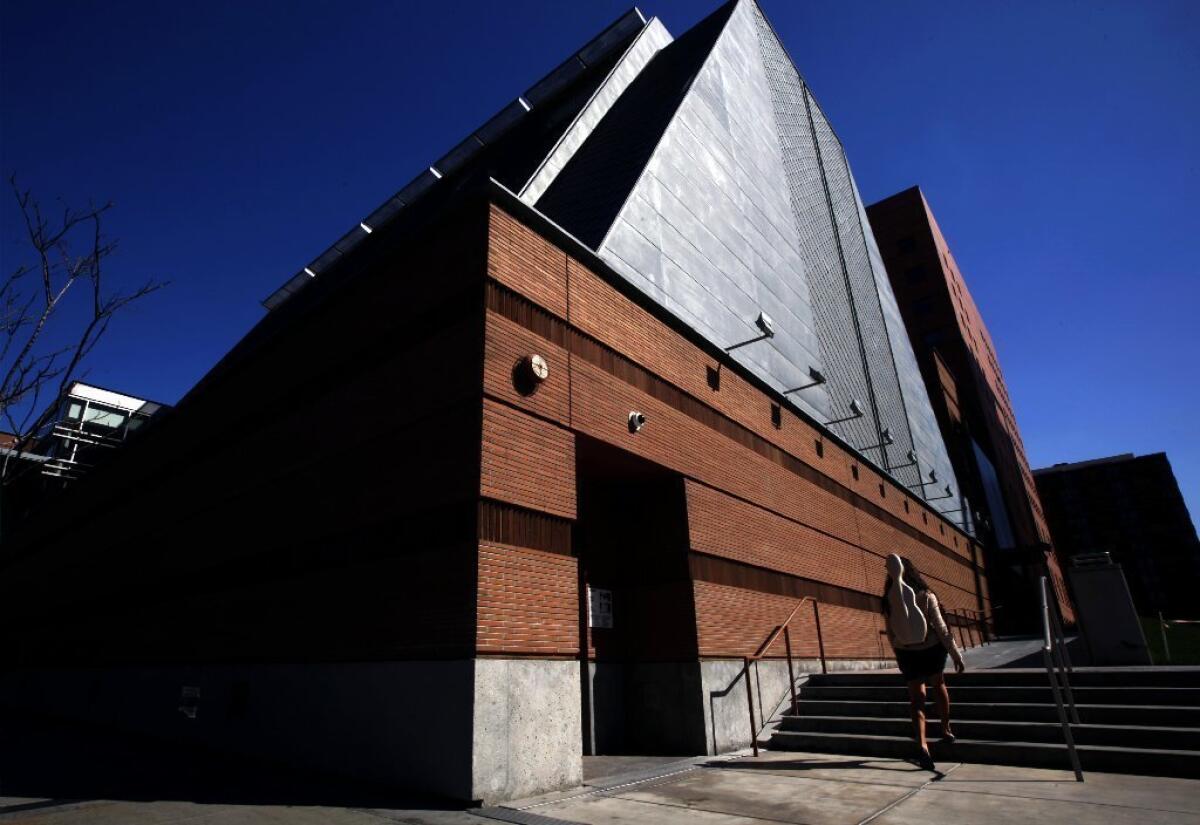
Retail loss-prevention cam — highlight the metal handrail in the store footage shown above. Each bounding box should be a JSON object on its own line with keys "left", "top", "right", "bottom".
{"left": 1041, "top": 575, "right": 1084, "bottom": 781}
{"left": 742, "top": 597, "right": 824, "bottom": 757}
{"left": 956, "top": 606, "right": 1000, "bottom": 647}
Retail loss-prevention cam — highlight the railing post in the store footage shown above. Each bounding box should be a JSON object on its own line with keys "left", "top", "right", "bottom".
{"left": 784, "top": 625, "right": 797, "bottom": 715}
{"left": 1160, "top": 612, "right": 1172, "bottom": 665}
{"left": 1042, "top": 577, "right": 1084, "bottom": 781}
{"left": 813, "top": 601, "right": 827, "bottom": 674}
{"left": 744, "top": 656, "right": 758, "bottom": 757}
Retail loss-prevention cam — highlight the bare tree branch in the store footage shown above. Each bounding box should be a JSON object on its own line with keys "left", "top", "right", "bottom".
{"left": 0, "top": 177, "right": 167, "bottom": 480}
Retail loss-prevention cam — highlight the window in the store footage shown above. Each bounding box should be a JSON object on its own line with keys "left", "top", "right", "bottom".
{"left": 771, "top": 404, "right": 782, "bottom": 429}
{"left": 851, "top": 464, "right": 859, "bottom": 481}
{"left": 83, "top": 405, "right": 126, "bottom": 429}
{"left": 815, "top": 439, "right": 824, "bottom": 458}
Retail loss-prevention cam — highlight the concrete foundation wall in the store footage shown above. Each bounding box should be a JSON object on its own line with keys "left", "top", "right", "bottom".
{"left": 471, "top": 658, "right": 582, "bottom": 804}
{"left": 1, "top": 660, "right": 476, "bottom": 801}
{"left": 700, "top": 658, "right": 892, "bottom": 754}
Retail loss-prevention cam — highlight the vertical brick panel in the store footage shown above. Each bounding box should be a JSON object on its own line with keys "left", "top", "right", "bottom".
{"left": 481, "top": 398, "right": 576, "bottom": 519}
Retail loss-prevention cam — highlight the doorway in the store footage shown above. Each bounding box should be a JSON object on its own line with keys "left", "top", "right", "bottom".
{"left": 574, "top": 436, "right": 704, "bottom": 755}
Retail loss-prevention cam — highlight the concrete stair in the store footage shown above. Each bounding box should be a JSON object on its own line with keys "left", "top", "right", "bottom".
{"left": 769, "top": 668, "right": 1200, "bottom": 778}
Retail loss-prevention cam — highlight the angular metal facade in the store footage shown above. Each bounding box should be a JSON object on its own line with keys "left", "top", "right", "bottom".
{"left": 263, "top": 0, "right": 961, "bottom": 505}
{"left": 531, "top": 0, "right": 959, "bottom": 504}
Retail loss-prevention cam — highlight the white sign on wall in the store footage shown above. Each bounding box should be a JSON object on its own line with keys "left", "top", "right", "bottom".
{"left": 588, "top": 586, "right": 613, "bottom": 629}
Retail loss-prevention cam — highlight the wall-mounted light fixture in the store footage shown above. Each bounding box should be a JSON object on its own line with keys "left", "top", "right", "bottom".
{"left": 862, "top": 428, "right": 894, "bottom": 452}
{"left": 724, "top": 312, "right": 776, "bottom": 353}
{"left": 826, "top": 399, "right": 864, "bottom": 426}
{"left": 512, "top": 354, "right": 550, "bottom": 396}
{"left": 628, "top": 411, "right": 647, "bottom": 433}
{"left": 907, "top": 468, "right": 939, "bottom": 490}
{"left": 784, "top": 366, "right": 826, "bottom": 394}
{"left": 926, "top": 485, "right": 955, "bottom": 502}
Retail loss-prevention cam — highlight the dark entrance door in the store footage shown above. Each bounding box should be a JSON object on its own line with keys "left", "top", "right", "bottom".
{"left": 574, "top": 436, "right": 704, "bottom": 755}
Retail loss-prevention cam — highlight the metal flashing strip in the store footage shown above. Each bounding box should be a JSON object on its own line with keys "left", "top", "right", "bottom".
{"left": 520, "top": 18, "right": 673, "bottom": 204}
{"left": 260, "top": 8, "right": 647, "bottom": 311}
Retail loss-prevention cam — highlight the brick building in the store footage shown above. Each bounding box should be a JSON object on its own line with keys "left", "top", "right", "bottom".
{"left": 2, "top": 1, "right": 1009, "bottom": 803}
{"left": 1035, "top": 453, "right": 1200, "bottom": 619}
{"left": 867, "top": 186, "right": 1073, "bottom": 632}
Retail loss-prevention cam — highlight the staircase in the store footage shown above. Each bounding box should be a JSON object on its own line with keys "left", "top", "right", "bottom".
{"left": 769, "top": 668, "right": 1200, "bottom": 778}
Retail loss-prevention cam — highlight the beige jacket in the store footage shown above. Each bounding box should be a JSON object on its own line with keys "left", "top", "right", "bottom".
{"left": 886, "top": 590, "right": 964, "bottom": 665}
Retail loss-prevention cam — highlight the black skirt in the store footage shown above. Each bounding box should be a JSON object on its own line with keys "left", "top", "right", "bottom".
{"left": 894, "top": 644, "right": 949, "bottom": 682}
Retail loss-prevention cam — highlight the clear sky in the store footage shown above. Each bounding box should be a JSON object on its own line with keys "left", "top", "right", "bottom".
{"left": 2, "top": 0, "right": 1197, "bottom": 520}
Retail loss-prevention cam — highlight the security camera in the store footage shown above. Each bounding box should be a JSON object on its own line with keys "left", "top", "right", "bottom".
{"left": 929, "top": 469, "right": 939, "bottom": 483}
{"left": 808, "top": 366, "right": 826, "bottom": 385}
{"left": 907, "top": 450, "right": 918, "bottom": 463}
{"left": 628, "top": 411, "right": 647, "bottom": 433}
{"left": 880, "top": 428, "right": 894, "bottom": 445}
{"left": 755, "top": 312, "right": 776, "bottom": 338}
{"left": 848, "top": 399, "right": 864, "bottom": 417}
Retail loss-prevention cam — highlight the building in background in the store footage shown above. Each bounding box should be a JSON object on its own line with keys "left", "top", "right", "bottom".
{"left": 2, "top": 1, "right": 993, "bottom": 803}
{"left": 34, "top": 382, "right": 168, "bottom": 482}
{"left": 0, "top": 382, "right": 167, "bottom": 536}
{"left": 1035, "top": 453, "right": 1200, "bottom": 619}
{"left": 867, "top": 186, "right": 1072, "bottom": 632}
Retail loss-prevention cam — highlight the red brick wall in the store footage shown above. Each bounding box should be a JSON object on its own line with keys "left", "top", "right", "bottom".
{"left": 477, "top": 540, "right": 578, "bottom": 657}
{"left": 480, "top": 202, "right": 989, "bottom": 660}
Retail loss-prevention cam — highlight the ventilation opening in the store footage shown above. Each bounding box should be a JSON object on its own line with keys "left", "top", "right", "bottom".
{"left": 850, "top": 465, "right": 859, "bottom": 481}
{"left": 771, "top": 403, "right": 782, "bottom": 429}
{"left": 815, "top": 439, "right": 824, "bottom": 458}
{"left": 878, "top": 483, "right": 885, "bottom": 498}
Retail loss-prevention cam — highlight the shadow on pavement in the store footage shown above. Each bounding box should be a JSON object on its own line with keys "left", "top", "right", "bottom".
{"left": 703, "top": 756, "right": 927, "bottom": 774}
{"left": 0, "top": 709, "right": 463, "bottom": 811}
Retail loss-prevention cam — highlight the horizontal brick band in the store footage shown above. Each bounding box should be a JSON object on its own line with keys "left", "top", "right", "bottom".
{"left": 486, "top": 280, "right": 979, "bottom": 577}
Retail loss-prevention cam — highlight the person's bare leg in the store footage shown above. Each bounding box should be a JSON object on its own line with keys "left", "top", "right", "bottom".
{"left": 931, "top": 673, "right": 953, "bottom": 739}
{"left": 906, "top": 680, "right": 928, "bottom": 751}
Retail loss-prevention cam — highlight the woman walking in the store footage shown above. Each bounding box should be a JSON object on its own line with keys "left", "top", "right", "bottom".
{"left": 883, "top": 554, "right": 965, "bottom": 771}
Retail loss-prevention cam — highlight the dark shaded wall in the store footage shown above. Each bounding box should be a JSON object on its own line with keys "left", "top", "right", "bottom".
{"left": 867, "top": 186, "right": 1073, "bottom": 628}
{"left": 1036, "top": 454, "right": 1200, "bottom": 619}
{"left": 0, "top": 198, "right": 490, "bottom": 668}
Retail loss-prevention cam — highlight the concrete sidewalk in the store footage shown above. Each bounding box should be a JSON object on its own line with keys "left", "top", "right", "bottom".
{"left": 4, "top": 750, "right": 1199, "bottom": 824}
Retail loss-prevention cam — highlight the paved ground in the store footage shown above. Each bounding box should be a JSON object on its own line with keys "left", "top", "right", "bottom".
{"left": 4, "top": 748, "right": 1200, "bottom": 824}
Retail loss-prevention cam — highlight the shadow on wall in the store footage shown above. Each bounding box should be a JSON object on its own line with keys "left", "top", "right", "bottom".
{"left": 0, "top": 709, "right": 463, "bottom": 811}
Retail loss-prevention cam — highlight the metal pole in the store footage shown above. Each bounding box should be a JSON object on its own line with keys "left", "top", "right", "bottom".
{"left": 1042, "top": 577, "right": 1084, "bottom": 781}
{"left": 1045, "top": 648, "right": 1084, "bottom": 782}
{"left": 744, "top": 657, "right": 759, "bottom": 757}
{"left": 1047, "top": 588, "right": 1074, "bottom": 673}
{"left": 1159, "top": 612, "right": 1172, "bottom": 665}
{"left": 813, "top": 601, "right": 827, "bottom": 674}
{"left": 784, "top": 626, "right": 797, "bottom": 715}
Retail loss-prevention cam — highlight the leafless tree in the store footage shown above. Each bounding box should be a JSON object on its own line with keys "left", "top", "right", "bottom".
{"left": 0, "top": 177, "right": 164, "bottom": 481}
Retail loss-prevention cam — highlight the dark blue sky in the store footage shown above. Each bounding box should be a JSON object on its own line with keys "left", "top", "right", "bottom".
{"left": 2, "top": 0, "right": 1197, "bottom": 518}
